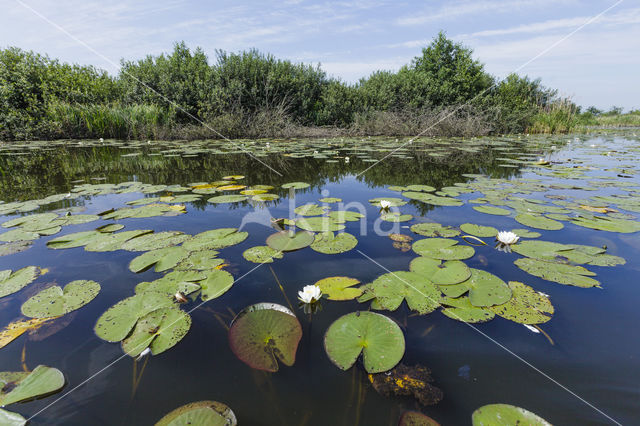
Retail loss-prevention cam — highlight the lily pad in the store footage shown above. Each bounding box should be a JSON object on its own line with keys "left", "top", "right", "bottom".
{"left": 412, "top": 238, "right": 475, "bottom": 260}
{"left": 121, "top": 306, "right": 191, "bottom": 357}
{"left": 515, "top": 213, "right": 563, "bottom": 230}
{"left": 84, "top": 230, "right": 153, "bottom": 252}
{"left": 266, "top": 231, "right": 314, "bottom": 251}
{"left": 94, "top": 292, "right": 175, "bottom": 342}
{"left": 402, "top": 192, "right": 463, "bottom": 207}
{"left": 0, "top": 241, "right": 32, "bottom": 257}
{"left": 369, "top": 197, "right": 407, "bottom": 207}
{"left": 175, "top": 250, "right": 224, "bottom": 271}
{"left": 0, "top": 317, "right": 57, "bottom": 349}
{"left": 242, "top": 246, "right": 283, "bottom": 263}
{"left": 489, "top": 281, "right": 553, "bottom": 324}
{"left": 410, "top": 258, "right": 471, "bottom": 285}
{"left": 121, "top": 232, "right": 189, "bottom": 251}
{"left": 310, "top": 232, "right": 357, "bottom": 254}
{"left": 460, "top": 269, "right": 512, "bottom": 307}
{"left": 0, "top": 409, "right": 26, "bottom": 426}
{"left": 514, "top": 258, "right": 600, "bottom": 287}
{"left": 324, "top": 311, "right": 405, "bottom": 373}
{"left": 472, "top": 403, "right": 551, "bottom": 426}
{"left": 380, "top": 212, "right": 413, "bottom": 222}
{"left": 0, "top": 365, "right": 65, "bottom": 406}
{"left": 472, "top": 205, "right": 511, "bottom": 216}
{"left": 441, "top": 297, "right": 495, "bottom": 323}
{"left": 207, "top": 195, "right": 248, "bottom": 204}
{"left": 47, "top": 231, "right": 102, "bottom": 249}
{"left": 281, "top": 182, "right": 310, "bottom": 190}
{"left": 460, "top": 223, "right": 498, "bottom": 238}
{"left": 228, "top": 303, "right": 302, "bottom": 372}
{"left": 328, "top": 211, "right": 364, "bottom": 223}
{"left": 319, "top": 197, "right": 342, "bottom": 203}
{"left": 294, "top": 203, "right": 326, "bottom": 216}
{"left": 406, "top": 184, "right": 436, "bottom": 192}
{"left": 0, "top": 266, "right": 40, "bottom": 298}
{"left": 155, "top": 401, "right": 237, "bottom": 426}
{"left": 200, "top": 270, "right": 235, "bottom": 301}
{"left": 410, "top": 223, "right": 460, "bottom": 238}
{"left": 252, "top": 194, "right": 280, "bottom": 202}
{"left": 182, "top": 228, "right": 248, "bottom": 251}
{"left": 361, "top": 271, "right": 442, "bottom": 314}
{"left": 314, "top": 276, "right": 362, "bottom": 300}
{"left": 129, "top": 246, "right": 190, "bottom": 273}
{"left": 295, "top": 217, "right": 345, "bottom": 232}
{"left": 21, "top": 280, "right": 100, "bottom": 318}
{"left": 399, "top": 411, "right": 440, "bottom": 426}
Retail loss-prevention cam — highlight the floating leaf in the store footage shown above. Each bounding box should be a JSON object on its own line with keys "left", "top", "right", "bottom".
{"left": 252, "top": 194, "right": 279, "bottom": 202}
{"left": 410, "top": 223, "right": 460, "bottom": 238}
{"left": 471, "top": 403, "right": 551, "bottom": 426}
{"left": 402, "top": 192, "right": 463, "bottom": 206}
{"left": 406, "top": 184, "right": 436, "bottom": 192}
{"left": 380, "top": 212, "right": 413, "bottom": 222}
{"left": 0, "top": 365, "right": 65, "bottom": 406}
{"left": 216, "top": 185, "right": 246, "bottom": 191}
{"left": 515, "top": 213, "right": 563, "bottom": 230}
{"left": 0, "top": 266, "right": 40, "bottom": 299}
{"left": 242, "top": 246, "right": 283, "bottom": 263}
{"left": 228, "top": 303, "right": 302, "bottom": 372}
{"left": 84, "top": 230, "right": 153, "bottom": 252}
{"left": 266, "top": 230, "right": 314, "bottom": 252}
{"left": 362, "top": 271, "right": 441, "bottom": 314}
{"left": 121, "top": 306, "right": 191, "bottom": 357}
{"left": 514, "top": 258, "right": 600, "bottom": 287}
{"left": 510, "top": 228, "right": 540, "bottom": 238}
{"left": 294, "top": 203, "right": 326, "bottom": 216}
{"left": 281, "top": 182, "right": 310, "bottom": 190}
{"left": 135, "top": 270, "right": 205, "bottom": 296}
{"left": 21, "top": 280, "right": 100, "bottom": 318}
{"left": 207, "top": 194, "right": 248, "bottom": 204}
{"left": 94, "top": 292, "right": 174, "bottom": 342}
{"left": 489, "top": 281, "right": 553, "bottom": 324}
{"left": 310, "top": 232, "right": 357, "bottom": 254}
{"left": 96, "top": 223, "right": 124, "bottom": 233}
{"left": 412, "top": 238, "right": 475, "bottom": 260}
{"left": 295, "top": 217, "right": 345, "bottom": 232}
{"left": 0, "top": 408, "right": 26, "bottom": 426}
{"left": 459, "top": 223, "right": 498, "bottom": 238}
{"left": 327, "top": 210, "right": 364, "bottom": 223}
{"left": 0, "top": 229, "right": 40, "bottom": 242}
{"left": 314, "top": 276, "right": 362, "bottom": 300}
{"left": 200, "top": 270, "right": 234, "bottom": 301}
{"left": 0, "top": 317, "right": 57, "bottom": 349}
{"left": 410, "top": 258, "right": 471, "bottom": 285}
{"left": 176, "top": 250, "right": 224, "bottom": 270}
{"left": 369, "top": 197, "right": 407, "bottom": 207}
{"left": 0, "top": 241, "right": 32, "bottom": 257}
{"left": 121, "top": 231, "right": 189, "bottom": 251}
{"left": 155, "top": 401, "right": 237, "bottom": 426}
{"left": 459, "top": 269, "right": 512, "bottom": 307}
{"left": 472, "top": 205, "right": 511, "bottom": 216}
{"left": 398, "top": 411, "right": 440, "bottom": 426}
{"left": 319, "top": 197, "right": 342, "bottom": 203}
{"left": 441, "top": 297, "right": 495, "bottom": 323}
{"left": 324, "top": 311, "right": 405, "bottom": 373}
{"left": 569, "top": 215, "right": 640, "bottom": 233}
{"left": 182, "top": 228, "right": 248, "bottom": 251}
{"left": 129, "top": 246, "right": 190, "bottom": 273}
{"left": 47, "top": 230, "right": 102, "bottom": 249}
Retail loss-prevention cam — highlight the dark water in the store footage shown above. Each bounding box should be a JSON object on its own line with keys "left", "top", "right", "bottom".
{"left": 0, "top": 134, "right": 638, "bottom": 425}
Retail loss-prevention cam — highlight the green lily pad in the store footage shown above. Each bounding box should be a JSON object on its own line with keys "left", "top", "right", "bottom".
{"left": 569, "top": 215, "right": 640, "bottom": 233}
{"left": 460, "top": 269, "right": 512, "bottom": 307}
{"left": 324, "top": 311, "right": 405, "bottom": 373}
{"left": 460, "top": 223, "right": 498, "bottom": 238}
{"left": 361, "top": 271, "right": 442, "bottom": 314}
{"left": 380, "top": 212, "right": 413, "bottom": 222}
{"left": 266, "top": 231, "right": 314, "bottom": 251}
{"left": 441, "top": 297, "right": 495, "bottom": 323}
{"left": 252, "top": 194, "right": 280, "bottom": 202}
{"left": 121, "top": 306, "right": 191, "bottom": 357}
{"left": 489, "top": 281, "right": 553, "bottom": 324}
{"left": 511, "top": 240, "right": 624, "bottom": 266}
{"left": 135, "top": 271, "right": 203, "bottom": 297}
{"left": 242, "top": 246, "right": 283, "bottom": 263}
{"left": 1, "top": 213, "right": 58, "bottom": 229}
{"left": 472, "top": 403, "right": 551, "bottom": 426}
{"left": 314, "top": 276, "right": 362, "bottom": 300}
{"left": 182, "top": 228, "right": 248, "bottom": 251}
{"left": 295, "top": 217, "right": 345, "bottom": 232}
{"left": 175, "top": 250, "right": 224, "bottom": 270}
{"left": 129, "top": 246, "right": 190, "bottom": 273}
{"left": 510, "top": 228, "right": 541, "bottom": 238}
{"left": 406, "top": 184, "right": 436, "bottom": 192}
{"left": 200, "top": 270, "right": 235, "bottom": 301}
{"left": 84, "top": 230, "right": 153, "bottom": 252}
{"left": 402, "top": 192, "right": 463, "bottom": 207}
{"left": 319, "top": 197, "right": 342, "bottom": 203}
{"left": 310, "top": 232, "right": 357, "bottom": 254}
{"left": 515, "top": 213, "right": 563, "bottom": 230}
{"left": 281, "top": 182, "right": 310, "bottom": 190}
{"left": 410, "top": 258, "right": 471, "bottom": 285}
{"left": 410, "top": 223, "right": 460, "bottom": 237}
{"left": 0, "top": 365, "right": 65, "bottom": 406}
{"left": 294, "top": 203, "right": 326, "bottom": 216}
{"left": 412, "top": 238, "right": 475, "bottom": 260}
{"left": 0, "top": 229, "right": 41, "bottom": 242}
{"left": 21, "top": 280, "right": 100, "bottom": 318}
{"left": 228, "top": 303, "right": 302, "bottom": 372}
{"left": 207, "top": 194, "right": 248, "bottom": 204}
{"left": 121, "top": 231, "right": 189, "bottom": 251}
{"left": 328, "top": 211, "right": 364, "bottom": 223}
{"left": 0, "top": 241, "right": 32, "bottom": 257}
{"left": 96, "top": 223, "right": 124, "bottom": 233}
{"left": 94, "top": 292, "right": 175, "bottom": 342}
{"left": 514, "top": 258, "right": 600, "bottom": 287}
{"left": 47, "top": 231, "right": 102, "bottom": 249}
{"left": 472, "top": 205, "right": 512, "bottom": 216}
{"left": 0, "top": 409, "right": 26, "bottom": 426}
{"left": 155, "top": 401, "right": 237, "bottom": 426}
{"left": 0, "top": 266, "right": 40, "bottom": 299}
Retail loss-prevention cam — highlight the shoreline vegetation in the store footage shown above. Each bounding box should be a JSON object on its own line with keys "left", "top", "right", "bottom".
{"left": 1, "top": 32, "right": 637, "bottom": 142}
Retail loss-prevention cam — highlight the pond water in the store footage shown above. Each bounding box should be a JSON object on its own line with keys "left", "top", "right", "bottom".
{"left": 0, "top": 133, "right": 638, "bottom": 425}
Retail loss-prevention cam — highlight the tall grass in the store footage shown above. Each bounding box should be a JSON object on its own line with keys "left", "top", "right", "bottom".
{"left": 527, "top": 99, "right": 579, "bottom": 134}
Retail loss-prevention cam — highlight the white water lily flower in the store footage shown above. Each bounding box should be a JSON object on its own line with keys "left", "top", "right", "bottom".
{"left": 298, "top": 285, "right": 322, "bottom": 304}
{"left": 345, "top": 156, "right": 350, "bottom": 162}
{"left": 99, "top": 137, "right": 104, "bottom": 143}
{"left": 380, "top": 200, "right": 392, "bottom": 210}
{"left": 496, "top": 231, "right": 519, "bottom": 245}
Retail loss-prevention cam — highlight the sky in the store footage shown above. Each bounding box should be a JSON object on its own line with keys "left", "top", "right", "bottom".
{"left": 1, "top": 0, "right": 638, "bottom": 110}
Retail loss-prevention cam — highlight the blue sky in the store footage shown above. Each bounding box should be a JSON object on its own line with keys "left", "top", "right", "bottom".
{"left": 2, "top": 0, "right": 638, "bottom": 110}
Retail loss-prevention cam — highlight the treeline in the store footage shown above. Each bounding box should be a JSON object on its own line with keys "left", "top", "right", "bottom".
{"left": 1, "top": 32, "right": 580, "bottom": 141}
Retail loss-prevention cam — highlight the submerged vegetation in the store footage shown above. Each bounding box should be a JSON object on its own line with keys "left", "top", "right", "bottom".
{"left": 0, "top": 32, "right": 594, "bottom": 141}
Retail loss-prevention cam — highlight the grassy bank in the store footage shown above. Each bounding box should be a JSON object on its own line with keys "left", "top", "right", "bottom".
{"left": 1, "top": 33, "right": 590, "bottom": 141}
